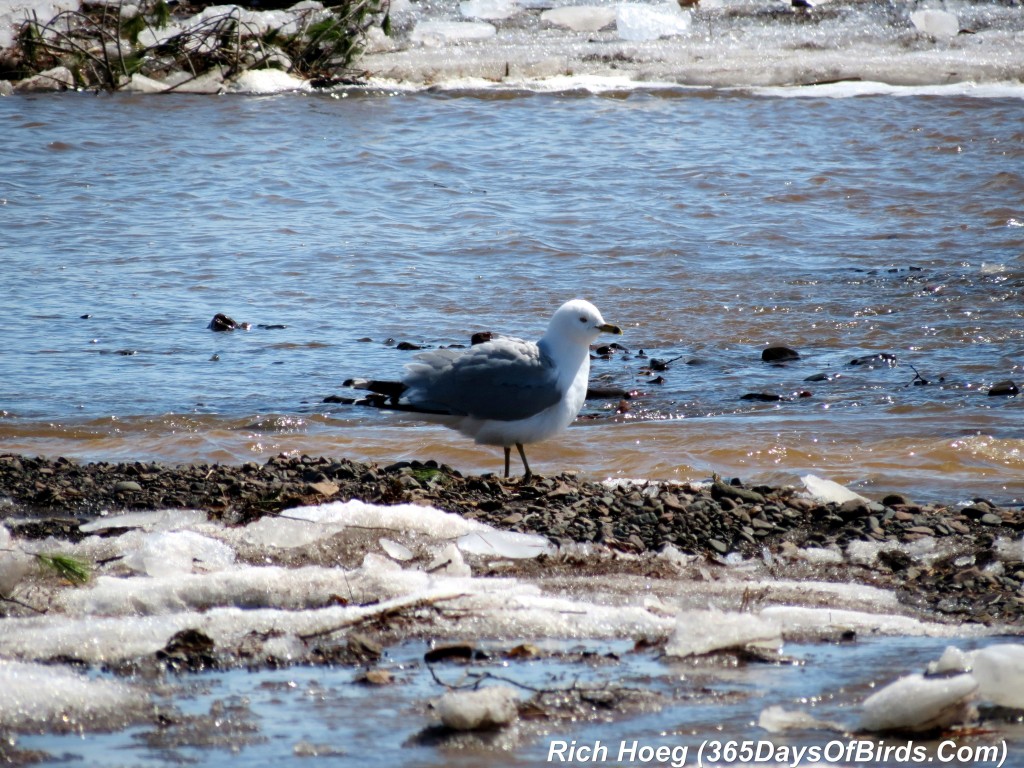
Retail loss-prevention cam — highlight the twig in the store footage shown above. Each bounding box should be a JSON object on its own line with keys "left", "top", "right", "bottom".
{"left": 298, "top": 593, "right": 469, "bottom": 641}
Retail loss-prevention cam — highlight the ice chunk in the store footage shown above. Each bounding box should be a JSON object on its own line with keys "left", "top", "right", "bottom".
{"left": 410, "top": 20, "right": 497, "bottom": 46}
{"left": 541, "top": 5, "right": 616, "bottom": 32}
{"left": 615, "top": 3, "right": 691, "bottom": 42}
{"left": 457, "top": 529, "right": 552, "bottom": 559}
{"left": 910, "top": 9, "right": 958, "bottom": 39}
{"left": 80, "top": 509, "right": 208, "bottom": 533}
{"left": 758, "top": 705, "right": 841, "bottom": 733}
{"left": 379, "top": 537, "right": 415, "bottom": 561}
{"left": 229, "top": 68, "right": 311, "bottom": 94}
{"left": 437, "top": 686, "right": 519, "bottom": 730}
{"left": 929, "top": 645, "right": 971, "bottom": 674}
{"left": 429, "top": 543, "right": 472, "bottom": 577}
{"left": 123, "top": 530, "right": 235, "bottom": 577}
{"left": 0, "top": 659, "right": 149, "bottom": 731}
{"left": 801, "top": 474, "right": 869, "bottom": 504}
{"left": 972, "top": 644, "right": 1024, "bottom": 708}
{"left": 665, "top": 609, "right": 782, "bottom": 658}
{"left": 460, "top": 0, "right": 518, "bottom": 20}
{"left": 859, "top": 673, "right": 977, "bottom": 733}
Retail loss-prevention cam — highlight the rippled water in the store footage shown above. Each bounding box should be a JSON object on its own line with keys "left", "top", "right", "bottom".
{"left": 2, "top": 88, "right": 1023, "bottom": 503}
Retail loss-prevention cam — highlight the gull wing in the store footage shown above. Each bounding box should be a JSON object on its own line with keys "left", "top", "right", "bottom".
{"left": 402, "top": 337, "right": 562, "bottom": 421}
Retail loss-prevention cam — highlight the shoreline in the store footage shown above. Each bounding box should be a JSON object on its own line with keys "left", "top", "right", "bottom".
{"left": 2, "top": 452, "right": 1023, "bottom": 627}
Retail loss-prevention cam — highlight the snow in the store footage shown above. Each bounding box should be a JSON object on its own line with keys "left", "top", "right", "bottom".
{"left": 859, "top": 672, "right": 977, "bottom": 733}
{"left": 436, "top": 686, "right": 519, "bottom": 729}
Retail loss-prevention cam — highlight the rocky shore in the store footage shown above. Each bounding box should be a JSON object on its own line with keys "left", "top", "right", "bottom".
{"left": 2, "top": 452, "right": 1022, "bottom": 627}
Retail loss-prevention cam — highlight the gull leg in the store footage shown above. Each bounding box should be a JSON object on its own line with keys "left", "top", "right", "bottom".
{"left": 516, "top": 443, "right": 532, "bottom": 480}
{"left": 503, "top": 446, "right": 511, "bottom": 478}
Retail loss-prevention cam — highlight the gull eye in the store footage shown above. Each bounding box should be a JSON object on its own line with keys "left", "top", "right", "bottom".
{"left": 579, "top": 316, "right": 588, "bottom": 323}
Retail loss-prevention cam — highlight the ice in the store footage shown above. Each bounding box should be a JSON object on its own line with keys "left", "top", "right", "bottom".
{"left": 460, "top": 0, "right": 518, "bottom": 20}
{"left": 665, "top": 609, "right": 782, "bottom": 658}
{"left": 428, "top": 543, "right": 472, "bottom": 577}
{"left": 615, "top": 2, "right": 690, "bottom": 41}
{"left": 0, "top": 0, "right": 79, "bottom": 48}
{"left": 758, "top": 704, "right": 840, "bottom": 733}
{"left": 457, "top": 529, "right": 552, "bottom": 559}
{"left": 0, "top": 549, "right": 34, "bottom": 597}
{"left": 0, "top": 659, "right": 149, "bottom": 731}
{"left": 379, "top": 537, "right": 415, "bottom": 561}
{"left": 801, "top": 474, "right": 869, "bottom": 504}
{"left": 436, "top": 686, "right": 519, "bottom": 730}
{"left": 910, "top": 9, "right": 959, "bottom": 39}
{"left": 759, "top": 605, "right": 973, "bottom": 638}
{"left": 410, "top": 20, "right": 497, "bottom": 46}
{"left": 929, "top": 645, "right": 971, "bottom": 674}
{"left": 859, "top": 672, "right": 977, "bottom": 733}
{"left": 229, "top": 68, "right": 311, "bottom": 93}
{"left": 541, "top": 6, "right": 615, "bottom": 32}
{"left": 80, "top": 508, "right": 208, "bottom": 533}
{"left": 971, "top": 643, "right": 1024, "bottom": 708}
{"left": 995, "top": 536, "right": 1024, "bottom": 562}
{"left": 795, "top": 546, "right": 844, "bottom": 565}
{"left": 122, "top": 530, "right": 236, "bottom": 577}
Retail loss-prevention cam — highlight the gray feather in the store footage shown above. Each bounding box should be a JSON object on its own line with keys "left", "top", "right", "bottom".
{"left": 403, "top": 337, "right": 562, "bottom": 421}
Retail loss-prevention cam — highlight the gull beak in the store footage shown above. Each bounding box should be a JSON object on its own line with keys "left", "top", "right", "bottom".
{"left": 598, "top": 322, "right": 622, "bottom": 335}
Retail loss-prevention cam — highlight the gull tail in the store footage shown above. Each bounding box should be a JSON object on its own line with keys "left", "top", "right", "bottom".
{"left": 328, "top": 379, "right": 450, "bottom": 415}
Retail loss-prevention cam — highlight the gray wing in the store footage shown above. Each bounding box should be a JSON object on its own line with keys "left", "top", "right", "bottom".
{"left": 402, "top": 337, "right": 562, "bottom": 421}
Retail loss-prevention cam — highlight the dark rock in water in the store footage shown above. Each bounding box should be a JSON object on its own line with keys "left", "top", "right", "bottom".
{"left": 471, "top": 332, "right": 494, "bottom": 345}
{"left": 157, "top": 629, "right": 217, "bottom": 672}
{"left": 116, "top": 349, "right": 137, "bottom": 356}
{"left": 586, "top": 386, "right": 631, "bottom": 400}
{"left": 761, "top": 346, "right": 800, "bottom": 363}
{"left": 257, "top": 323, "right": 287, "bottom": 330}
{"left": 396, "top": 341, "right": 423, "bottom": 351}
{"left": 424, "top": 643, "right": 485, "bottom": 663}
{"left": 80, "top": 314, "right": 92, "bottom": 319}
{"left": 804, "top": 372, "right": 838, "bottom": 382}
{"left": 849, "top": 353, "right": 898, "bottom": 367}
{"left": 741, "top": 392, "right": 784, "bottom": 402}
{"left": 323, "top": 394, "right": 357, "bottom": 404}
{"left": 208, "top": 313, "right": 248, "bottom": 332}
{"left": 649, "top": 355, "right": 685, "bottom": 371}
{"left": 988, "top": 380, "right": 1019, "bottom": 397}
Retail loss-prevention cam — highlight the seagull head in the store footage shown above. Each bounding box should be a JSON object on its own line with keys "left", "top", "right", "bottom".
{"left": 548, "top": 299, "right": 622, "bottom": 345}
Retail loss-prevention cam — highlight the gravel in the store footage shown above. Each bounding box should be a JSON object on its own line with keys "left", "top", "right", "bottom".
{"left": 2, "top": 452, "right": 1023, "bottom": 626}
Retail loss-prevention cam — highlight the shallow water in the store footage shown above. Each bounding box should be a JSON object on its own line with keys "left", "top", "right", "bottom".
{"left": 2, "top": 87, "right": 1023, "bottom": 503}
{"left": 13, "top": 636, "right": 1024, "bottom": 767}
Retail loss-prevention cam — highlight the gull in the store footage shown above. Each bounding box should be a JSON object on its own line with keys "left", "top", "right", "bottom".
{"left": 348, "top": 299, "right": 622, "bottom": 479}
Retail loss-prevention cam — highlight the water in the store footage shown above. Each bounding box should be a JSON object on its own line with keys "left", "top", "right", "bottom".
{"left": 13, "top": 636, "right": 1024, "bottom": 767}
{"left": 3, "top": 88, "right": 1023, "bottom": 502}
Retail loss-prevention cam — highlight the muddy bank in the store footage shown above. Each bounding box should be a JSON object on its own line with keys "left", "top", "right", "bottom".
{"left": 2, "top": 453, "right": 1022, "bottom": 626}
